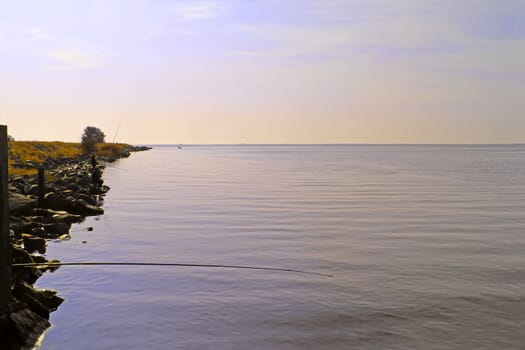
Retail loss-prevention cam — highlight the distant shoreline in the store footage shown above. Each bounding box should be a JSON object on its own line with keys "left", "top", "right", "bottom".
{"left": 146, "top": 143, "right": 525, "bottom": 146}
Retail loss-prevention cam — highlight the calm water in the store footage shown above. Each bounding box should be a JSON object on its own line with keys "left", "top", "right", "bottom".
{"left": 37, "top": 145, "right": 525, "bottom": 349}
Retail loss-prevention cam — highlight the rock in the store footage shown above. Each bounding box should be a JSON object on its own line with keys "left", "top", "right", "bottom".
{"left": 13, "top": 287, "right": 50, "bottom": 319}
{"left": 76, "top": 177, "right": 92, "bottom": 188}
{"left": 42, "top": 222, "right": 70, "bottom": 237}
{"left": 21, "top": 234, "right": 46, "bottom": 254}
{"left": 55, "top": 222, "right": 70, "bottom": 235}
{"left": 131, "top": 145, "right": 152, "bottom": 152}
{"left": 13, "top": 220, "right": 41, "bottom": 236}
{"left": 9, "top": 193, "right": 37, "bottom": 215}
{"left": 29, "top": 208, "right": 83, "bottom": 225}
{"left": 26, "top": 184, "right": 40, "bottom": 196}
{"left": 43, "top": 259, "right": 61, "bottom": 272}
{"left": 30, "top": 226, "right": 49, "bottom": 239}
{"left": 4, "top": 153, "right": 123, "bottom": 345}
{"left": 12, "top": 246, "right": 34, "bottom": 264}
{"left": 52, "top": 211, "right": 83, "bottom": 224}
{"left": 13, "top": 282, "right": 64, "bottom": 318}
{"left": 31, "top": 255, "right": 47, "bottom": 264}
{"left": 9, "top": 308, "right": 51, "bottom": 347}
{"left": 36, "top": 289, "right": 64, "bottom": 312}
{"left": 26, "top": 215, "right": 46, "bottom": 223}
{"left": 42, "top": 192, "right": 63, "bottom": 210}
{"left": 61, "top": 189, "right": 74, "bottom": 196}
{"left": 72, "top": 199, "right": 104, "bottom": 216}
{"left": 78, "top": 193, "right": 97, "bottom": 206}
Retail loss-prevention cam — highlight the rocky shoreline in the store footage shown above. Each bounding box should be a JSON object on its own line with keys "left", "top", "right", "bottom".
{"left": 1, "top": 146, "right": 150, "bottom": 350}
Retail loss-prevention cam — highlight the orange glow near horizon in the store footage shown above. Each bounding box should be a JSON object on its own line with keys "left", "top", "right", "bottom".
{"left": 0, "top": 1, "right": 524, "bottom": 144}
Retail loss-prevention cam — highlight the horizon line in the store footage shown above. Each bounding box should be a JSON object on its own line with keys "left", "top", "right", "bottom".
{"left": 143, "top": 142, "right": 525, "bottom": 146}
{"left": 10, "top": 140, "right": 525, "bottom": 146}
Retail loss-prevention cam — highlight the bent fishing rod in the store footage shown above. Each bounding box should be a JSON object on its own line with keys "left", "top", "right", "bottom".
{"left": 12, "top": 261, "right": 333, "bottom": 278}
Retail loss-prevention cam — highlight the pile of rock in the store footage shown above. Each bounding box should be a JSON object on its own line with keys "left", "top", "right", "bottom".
{"left": 3, "top": 156, "right": 110, "bottom": 349}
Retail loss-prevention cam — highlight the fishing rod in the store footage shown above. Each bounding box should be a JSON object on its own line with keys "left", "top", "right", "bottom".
{"left": 12, "top": 261, "right": 334, "bottom": 278}
{"left": 112, "top": 119, "right": 123, "bottom": 144}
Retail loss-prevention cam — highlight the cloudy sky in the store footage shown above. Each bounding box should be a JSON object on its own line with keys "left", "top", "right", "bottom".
{"left": 0, "top": 0, "right": 524, "bottom": 144}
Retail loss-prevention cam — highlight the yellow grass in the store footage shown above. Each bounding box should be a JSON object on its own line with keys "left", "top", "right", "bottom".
{"left": 8, "top": 141, "right": 82, "bottom": 176}
{"left": 8, "top": 141, "right": 131, "bottom": 176}
{"left": 95, "top": 143, "right": 129, "bottom": 158}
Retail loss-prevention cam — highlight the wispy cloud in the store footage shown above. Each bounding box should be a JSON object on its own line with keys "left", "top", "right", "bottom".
{"left": 43, "top": 50, "right": 109, "bottom": 71}
{"left": 0, "top": 20, "right": 113, "bottom": 71}
{"left": 171, "top": 2, "right": 221, "bottom": 21}
{"left": 229, "top": 50, "right": 271, "bottom": 57}
{"left": 231, "top": 23, "right": 356, "bottom": 62}
{"left": 139, "top": 24, "right": 194, "bottom": 41}
{"left": 230, "top": 0, "right": 525, "bottom": 83}
{"left": 25, "top": 26, "right": 57, "bottom": 41}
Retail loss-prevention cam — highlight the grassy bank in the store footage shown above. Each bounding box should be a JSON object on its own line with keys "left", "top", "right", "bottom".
{"left": 8, "top": 141, "right": 131, "bottom": 176}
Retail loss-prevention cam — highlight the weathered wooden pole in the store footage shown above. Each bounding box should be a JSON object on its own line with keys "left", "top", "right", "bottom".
{"left": 0, "top": 125, "right": 11, "bottom": 314}
{"left": 38, "top": 167, "right": 45, "bottom": 208}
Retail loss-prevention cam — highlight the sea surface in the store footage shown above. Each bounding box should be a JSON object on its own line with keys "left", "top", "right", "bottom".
{"left": 37, "top": 145, "right": 525, "bottom": 350}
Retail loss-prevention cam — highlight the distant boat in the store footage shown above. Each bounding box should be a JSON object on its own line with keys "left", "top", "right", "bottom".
{"left": 178, "top": 144, "right": 182, "bottom": 149}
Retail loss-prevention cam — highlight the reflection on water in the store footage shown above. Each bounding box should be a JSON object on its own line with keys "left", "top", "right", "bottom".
{"left": 38, "top": 145, "right": 525, "bottom": 349}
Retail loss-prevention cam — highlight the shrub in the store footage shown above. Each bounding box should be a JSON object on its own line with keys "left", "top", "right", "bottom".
{"left": 81, "top": 126, "right": 106, "bottom": 154}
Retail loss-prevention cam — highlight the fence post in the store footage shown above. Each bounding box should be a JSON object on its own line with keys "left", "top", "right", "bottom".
{"left": 38, "top": 167, "right": 45, "bottom": 208}
{"left": 0, "top": 125, "right": 11, "bottom": 314}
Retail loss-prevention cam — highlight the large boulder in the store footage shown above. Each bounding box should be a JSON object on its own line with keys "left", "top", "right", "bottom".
{"left": 13, "top": 282, "right": 64, "bottom": 319}
{"left": 21, "top": 234, "right": 46, "bottom": 254}
{"left": 42, "top": 222, "right": 70, "bottom": 237}
{"left": 71, "top": 199, "right": 104, "bottom": 216}
{"left": 52, "top": 211, "right": 83, "bottom": 224}
{"left": 8, "top": 308, "right": 51, "bottom": 348}
{"left": 42, "top": 192, "right": 69, "bottom": 211}
{"left": 9, "top": 193, "right": 37, "bottom": 216}
{"left": 30, "top": 208, "right": 83, "bottom": 224}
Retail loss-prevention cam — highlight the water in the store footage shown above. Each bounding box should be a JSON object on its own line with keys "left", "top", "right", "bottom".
{"left": 37, "top": 145, "right": 525, "bottom": 349}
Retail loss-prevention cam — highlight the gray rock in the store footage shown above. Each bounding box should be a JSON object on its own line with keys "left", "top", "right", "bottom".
{"left": 72, "top": 199, "right": 104, "bottom": 216}
{"left": 9, "top": 193, "right": 37, "bottom": 215}
{"left": 26, "top": 184, "right": 40, "bottom": 196}
{"left": 30, "top": 226, "right": 48, "bottom": 239}
{"left": 52, "top": 211, "right": 83, "bottom": 224}
{"left": 13, "top": 282, "right": 64, "bottom": 318}
{"left": 21, "top": 234, "right": 46, "bottom": 254}
{"left": 42, "top": 222, "right": 70, "bottom": 237}
{"left": 43, "top": 192, "right": 68, "bottom": 211}
{"left": 9, "top": 308, "right": 51, "bottom": 348}
{"left": 78, "top": 193, "right": 96, "bottom": 205}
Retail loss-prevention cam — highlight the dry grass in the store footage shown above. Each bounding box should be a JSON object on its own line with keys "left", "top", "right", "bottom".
{"left": 8, "top": 141, "right": 130, "bottom": 176}
{"left": 9, "top": 141, "right": 83, "bottom": 163}
{"left": 9, "top": 141, "right": 82, "bottom": 176}
{"left": 9, "top": 168, "right": 39, "bottom": 177}
{"left": 95, "top": 143, "right": 129, "bottom": 158}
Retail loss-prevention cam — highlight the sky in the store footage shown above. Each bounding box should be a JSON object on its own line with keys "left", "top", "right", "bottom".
{"left": 0, "top": 0, "right": 524, "bottom": 144}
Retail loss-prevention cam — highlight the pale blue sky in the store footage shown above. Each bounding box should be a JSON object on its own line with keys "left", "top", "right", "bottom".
{"left": 0, "top": 0, "right": 524, "bottom": 143}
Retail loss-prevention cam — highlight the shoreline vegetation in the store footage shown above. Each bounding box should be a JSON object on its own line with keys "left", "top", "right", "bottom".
{"left": 1, "top": 141, "right": 151, "bottom": 349}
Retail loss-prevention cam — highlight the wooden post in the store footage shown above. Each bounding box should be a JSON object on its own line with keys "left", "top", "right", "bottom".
{"left": 0, "top": 125, "right": 10, "bottom": 314}
{"left": 38, "top": 167, "right": 45, "bottom": 208}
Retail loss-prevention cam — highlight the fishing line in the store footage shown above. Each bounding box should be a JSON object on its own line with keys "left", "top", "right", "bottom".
{"left": 12, "top": 261, "right": 334, "bottom": 277}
